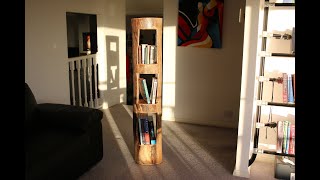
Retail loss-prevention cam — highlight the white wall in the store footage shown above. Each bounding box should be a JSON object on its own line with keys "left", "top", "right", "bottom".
{"left": 126, "top": 0, "right": 163, "bottom": 15}
{"left": 163, "top": 0, "right": 246, "bottom": 128}
{"left": 25, "top": 0, "right": 126, "bottom": 108}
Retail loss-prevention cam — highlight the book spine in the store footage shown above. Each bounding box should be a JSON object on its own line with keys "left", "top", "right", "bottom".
{"left": 282, "top": 121, "right": 288, "bottom": 153}
{"left": 139, "top": 78, "right": 151, "bottom": 104}
{"left": 138, "top": 45, "right": 142, "bottom": 64}
{"left": 143, "top": 118, "right": 150, "bottom": 144}
{"left": 291, "top": 27, "right": 295, "bottom": 53}
{"left": 288, "top": 124, "right": 295, "bottom": 154}
{"left": 285, "top": 121, "right": 291, "bottom": 154}
{"left": 141, "top": 44, "right": 148, "bottom": 64}
{"left": 145, "top": 45, "right": 150, "bottom": 64}
{"left": 149, "top": 45, "right": 156, "bottom": 64}
{"left": 282, "top": 73, "right": 288, "bottom": 103}
{"left": 148, "top": 119, "right": 156, "bottom": 145}
{"left": 140, "top": 118, "right": 145, "bottom": 144}
{"left": 287, "top": 74, "right": 294, "bottom": 103}
{"left": 138, "top": 118, "right": 143, "bottom": 145}
{"left": 292, "top": 74, "right": 295, "bottom": 102}
{"left": 143, "top": 79, "right": 151, "bottom": 104}
{"left": 276, "top": 121, "right": 283, "bottom": 153}
{"left": 150, "top": 77, "right": 158, "bottom": 104}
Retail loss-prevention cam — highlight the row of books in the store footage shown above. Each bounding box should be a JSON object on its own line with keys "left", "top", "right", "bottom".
{"left": 276, "top": 120, "right": 295, "bottom": 155}
{"left": 138, "top": 44, "right": 157, "bottom": 64}
{"left": 138, "top": 116, "right": 156, "bottom": 145}
{"left": 139, "top": 77, "right": 158, "bottom": 104}
{"left": 282, "top": 73, "right": 295, "bottom": 104}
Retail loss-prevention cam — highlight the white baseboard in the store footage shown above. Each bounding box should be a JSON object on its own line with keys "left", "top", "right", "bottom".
{"left": 233, "top": 169, "right": 250, "bottom": 178}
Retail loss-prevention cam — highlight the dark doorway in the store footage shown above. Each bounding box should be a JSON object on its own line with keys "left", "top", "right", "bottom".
{"left": 66, "top": 12, "right": 98, "bottom": 58}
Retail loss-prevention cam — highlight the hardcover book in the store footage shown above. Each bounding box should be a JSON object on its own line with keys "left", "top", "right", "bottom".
{"left": 149, "top": 45, "right": 157, "bottom": 64}
{"left": 282, "top": 73, "right": 288, "bottom": 103}
{"left": 148, "top": 118, "right": 156, "bottom": 145}
{"left": 143, "top": 118, "right": 150, "bottom": 144}
{"left": 287, "top": 74, "right": 294, "bottom": 103}
{"left": 282, "top": 121, "right": 289, "bottom": 154}
{"left": 139, "top": 78, "right": 151, "bottom": 104}
{"left": 288, "top": 124, "right": 295, "bottom": 154}
{"left": 150, "top": 77, "right": 158, "bottom": 104}
{"left": 276, "top": 120, "right": 284, "bottom": 153}
{"left": 140, "top": 44, "right": 148, "bottom": 64}
{"left": 139, "top": 118, "right": 146, "bottom": 144}
{"left": 138, "top": 118, "right": 143, "bottom": 144}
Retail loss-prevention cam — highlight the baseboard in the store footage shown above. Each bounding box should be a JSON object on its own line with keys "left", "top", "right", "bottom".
{"left": 233, "top": 168, "right": 250, "bottom": 178}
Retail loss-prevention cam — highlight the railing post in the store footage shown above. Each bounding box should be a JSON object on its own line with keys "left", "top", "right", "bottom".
{"left": 88, "top": 58, "right": 94, "bottom": 108}
{"left": 82, "top": 58, "right": 88, "bottom": 107}
{"left": 93, "top": 57, "right": 99, "bottom": 108}
{"left": 69, "top": 61, "right": 76, "bottom": 106}
{"left": 77, "top": 60, "right": 82, "bottom": 106}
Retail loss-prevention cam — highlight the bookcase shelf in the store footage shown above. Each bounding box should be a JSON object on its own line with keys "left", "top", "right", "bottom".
{"left": 249, "top": 1, "right": 295, "bottom": 179}
{"left": 257, "top": 101, "right": 295, "bottom": 107}
{"left": 131, "top": 17, "right": 163, "bottom": 165}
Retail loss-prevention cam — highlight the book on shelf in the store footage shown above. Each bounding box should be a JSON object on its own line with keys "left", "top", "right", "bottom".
{"left": 138, "top": 117, "right": 142, "bottom": 144}
{"left": 150, "top": 77, "right": 158, "bottom": 104}
{"left": 276, "top": 120, "right": 284, "bottom": 153}
{"left": 149, "top": 45, "right": 157, "bottom": 64}
{"left": 140, "top": 44, "right": 148, "bottom": 64}
{"left": 288, "top": 124, "right": 295, "bottom": 155}
{"left": 291, "top": 27, "right": 295, "bottom": 53}
{"left": 287, "top": 74, "right": 294, "bottom": 103}
{"left": 282, "top": 121, "right": 288, "bottom": 154}
{"left": 292, "top": 74, "right": 295, "bottom": 102}
{"left": 138, "top": 45, "right": 142, "bottom": 64}
{"left": 285, "top": 121, "right": 291, "bottom": 154}
{"left": 145, "top": 45, "right": 150, "bottom": 64}
{"left": 148, "top": 118, "right": 156, "bottom": 145}
{"left": 282, "top": 73, "right": 288, "bottom": 103}
{"left": 142, "top": 118, "right": 150, "bottom": 144}
{"left": 138, "top": 118, "right": 145, "bottom": 144}
{"left": 139, "top": 78, "right": 151, "bottom": 104}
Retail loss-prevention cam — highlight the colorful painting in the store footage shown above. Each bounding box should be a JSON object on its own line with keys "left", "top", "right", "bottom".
{"left": 178, "top": 0, "right": 224, "bottom": 48}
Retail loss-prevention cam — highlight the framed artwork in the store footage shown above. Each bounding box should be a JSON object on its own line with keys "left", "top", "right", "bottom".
{"left": 177, "top": 0, "right": 224, "bottom": 48}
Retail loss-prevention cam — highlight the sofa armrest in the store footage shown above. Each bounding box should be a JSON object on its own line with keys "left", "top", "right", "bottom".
{"left": 34, "top": 103, "right": 103, "bottom": 132}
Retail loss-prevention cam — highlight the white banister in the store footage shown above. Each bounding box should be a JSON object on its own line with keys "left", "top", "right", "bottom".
{"left": 76, "top": 60, "right": 82, "bottom": 106}
{"left": 88, "top": 58, "right": 94, "bottom": 108}
{"left": 69, "top": 61, "right": 76, "bottom": 106}
{"left": 93, "top": 57, "right": 99, "bottom": 108}
{"left": 68, "top": 54, "right": 100, "bottom": 109}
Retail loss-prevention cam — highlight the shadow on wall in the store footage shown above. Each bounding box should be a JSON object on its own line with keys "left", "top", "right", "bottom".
{"left": 100, "top": 35, "right": 126, "bottom": 108}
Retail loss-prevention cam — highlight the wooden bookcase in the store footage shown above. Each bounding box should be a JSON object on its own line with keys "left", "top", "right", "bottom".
{"left": 131, "top": 17, "right": 163, "bottom": 165}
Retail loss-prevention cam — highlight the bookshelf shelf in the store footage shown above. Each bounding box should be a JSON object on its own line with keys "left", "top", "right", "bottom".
{"left": 131, "top": 17, "right": 163, "bottom": 165}
{"left": 255, "top": 149, "right": 295, "bottom": 157}
{"left": 259, "top": 51, "right": 295, "bottom": 57}
{"left": 249, "top": 1, "right": 295, "bottom": 179}
{"left": 265, "top": 2, "right": 295, "bottom": 7}
{"left": 257, "top": 101, "right": 295, "bottom": 107}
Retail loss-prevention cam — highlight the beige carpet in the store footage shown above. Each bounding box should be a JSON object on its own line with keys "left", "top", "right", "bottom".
{"left": 78, "top": 104, "right": 277, "bottom": 180}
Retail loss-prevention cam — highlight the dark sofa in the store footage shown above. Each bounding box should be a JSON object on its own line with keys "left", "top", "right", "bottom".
{"left": 25, "top": 83, "right": 104, "bottom": 180}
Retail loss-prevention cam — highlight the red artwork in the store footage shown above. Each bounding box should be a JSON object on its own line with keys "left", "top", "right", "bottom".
{"left": 178, "top": 0, "right": 224, "bottom": 48}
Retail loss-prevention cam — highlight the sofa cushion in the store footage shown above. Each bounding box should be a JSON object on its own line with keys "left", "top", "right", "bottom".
{"left": 35, "top": 103, "right": 104, "bottom": 132}
{"left": 25, "top": 128, "right": 89, "bottom": 180}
